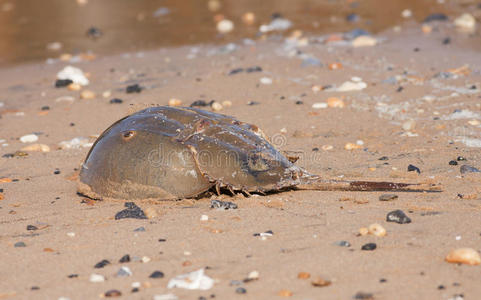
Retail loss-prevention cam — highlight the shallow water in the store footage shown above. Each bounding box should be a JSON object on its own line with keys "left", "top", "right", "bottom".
{"left": 0, "top": 0, "right": 473, "bottom": 66}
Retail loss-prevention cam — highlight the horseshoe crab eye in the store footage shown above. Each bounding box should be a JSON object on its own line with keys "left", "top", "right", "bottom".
{"left": 122, "top": 130, "right": 136, "bottom": 140}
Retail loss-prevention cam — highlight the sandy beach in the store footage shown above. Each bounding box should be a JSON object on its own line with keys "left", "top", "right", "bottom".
{"left": 1, "top": 8, "right": 481, "bottom": 300}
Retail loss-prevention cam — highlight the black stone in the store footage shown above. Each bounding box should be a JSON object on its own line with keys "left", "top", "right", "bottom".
{"left": 68, "top": 274, "right": 79, "bottom": 278}
{"left": 86, "top": 26, "right": 103, "bottom": 39}
{"left": 94, "top": 259, "right": 111, "bottom": 268}
{"left": 379, "top": 278, "right": 387, "bottom": 283}
{"left": 115, "top": 202, "right": 147, "bottom": 220}
{"left": 442, "top": 37, "right": 451, "bottom": 45}
{"left": 423, "top": 13, "right": 448, "bottom": 23}
{"left": 295, "top": 100, "right": 303, "bottom": 105}
{"left": 54, "top": 169, "right": 61, "bottom": 175}
{"left": 413, "top": 48, "right": 420, "bottom": 52}
{"left": 55, "top": 79, "right": 73, "bottom": 88}
{"left": 149, "top": 271, "right": 164, "bottom": 278}
{"left": 131, "top": 288, "right": 139, "bottom": 293}
{"left": 378, "top": 156, "right": 389, "bottom": 161}
{"left": 235, "top": 287, "right": 247, "bottom": 294}
{"left": 14, "top": 241, "right": 26, "bottom": 247}
{"left": 0, "top": 188, "right": 3, "bottom": 193}
{"left": 457, "top": 156, "right": 466, "bottom": 161}
{"left": 312, "top": 147, "right": 319, "bottom": 151}
{"left": 460, "top": 165, "right": 480, "bottom": 174}
{"left": 126, "top": 84, "right": 142, "bottom": 93}
{"left": 353, "top": 292, "right": 374, "bottom": 300}
{"left": 199, "top": 297, "right": 207, "bottom": 300}
{"left": 134, "top": 226, "right": 145, "bottom": 232}
{"left": 247, "top": 101, "right": 259, "bottom": 105}
{"left": 407, "top": 164, "right": 421, "bottom": 173}
{"left": 158, "top": 238, "right": 167, "bottom": 242}
{"left": 211, "top": 199, "right": 238, "bottom": 210}
{"left": 31, "top": 286, "right": 40, "bottom": 290}
{"left": 110, "top": 98, "right": 123, "bottom": 104}
{"left": 438, "top": 285, "right": 445, "bottom": 290}
{"left": 190, "top": 100, "right": 210, "bottom": 107}
{"left": 396, "top": 86, "right": 404, "bottom": 92}
{"left": 26, "top": 225, "right": 38, "bottom": 231}
{"left": 228, "top": 68, "right": 244, "bottom": 75}
{"left": 246, "top": 66, "right": 262, "bottom": 73}
{"left": 361, "top": 243, "right": 377, "bottom": 251}
{"left": 41, "top": 106, "right": 50, "bottom": 111}
{"left": 119, "top": 254, "right": 130, "bottom": 263}
{"left": 386, "top": 210, "right": 411, "bottom": 224}
{"left": 449, "top": 160, "right": 458, "bottom": 166}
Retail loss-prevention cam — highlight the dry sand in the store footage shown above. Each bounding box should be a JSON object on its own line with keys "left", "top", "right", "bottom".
{"left": 1, "top": 22, "right": 481, "bottom": 300}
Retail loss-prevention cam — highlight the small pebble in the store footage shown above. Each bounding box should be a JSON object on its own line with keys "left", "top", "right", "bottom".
{"left": 259, "top": 77, "right": 272, "bottom": 85}
{"left": 67, "top": 274, "right": 78, "bottom": 278}
{"left": 361, "top": 243, "right": 377, "bottom": 251}
{"left": 134, "top": 226, "right": 145, "bottom": 232}
{"left": 200, "top": 215, "right": 209, "bottom": 221}
{"left": 94, "top": 259, "right": 110, "bottom": 268}
{"left": 55, "top": 79, "right": 73, "bottom": 88}
{"left": 449, "top": 160, "right": 458, "bottom": 166}
{"left": 457, "top": 156, "right": 466, "bottom": 161}
{"left": 368, "top": 223, "right": 386, "bottom": 237}
{"left": 246, "top": 270, "right": 259, "bottom": 281}
{"left": 104, "top": 289, "right": 122, "bottom": 297}
{"left": 235, "top": 287, "right": 246, "bottom": 294}
{"left": 278, "top": 289, "right": 293, "bottom": 297}
{"left": 119, "top": 254, "right": 130, "bottom": 263}
{"left": 354, "top": 292, "right": 374, "bottom": 300}
{"left": 352, "top": 35, "right": 377, "bottom": 47}
{"left": 80, "top": 90, "right": 95, "bottom": 99}
{"left": 311, "top": 277, "right": 331, "bottom": 287}
{"left": 116, "top": 266, "right": 132, "bottom": 277}
{"left": 460, "top": 165, "right": 480, "bottom": 174}
{"left": 379, "top": 194, "right": 398, "bottom": 201}
{"left": 312, "top": 102, "right": 328, "bottom": 109}
{"left": 149, "top": 271, "right": 165, "bottom": 278}
{"left": 21, "top": 144, "right": 50, "bottom": 152}
{"left": 26, "top": 225, "right": 38, "bottom": 231}
{"left": 217, "top": 19, "right": 234, "bottom": 33}
{"left": 297, "top": 272, "right": 310, "bottom": 279}
{"left": 31, "top": 286, "right": 40, "bottom": 290}
{"left": 445, "top": 248, "right": 481, "bottom": 265}
{"left": 168, "top": 98, "right": 183, "bottom": 106}
{"left": 89, "top": 273, "right": 105, "bottom": 282}
{"left": 327, "top": 97, "right": 345, "bottom": 108}
{"left": 386, "top": 210, "right": 411, "bottom": 224}
{"left": 20, "top": 134, "right": 38, "bottom": 143}
{"left": 14, "top": 241, "right": 26, "bottom": 247}
{"left": 211, "top": 199, "right": 238, "bottom": 209}
{"left": 126, "top": 84, "right": 142, "bottom": 93}
{"left": 67, "top": 83, "right": 81, "bottom": 91}
{"left": 190, "top": 100, "right": 209, "bottom": 107}
{"left": 86, "top": 26, "right": 103, "bottom": 39}
{"left": 334, "top": 240, "right": 351, "bottom": 247}
{"left": 53, "top": 169, "right": 61, "bottom": 175}
{"left": 110, "top": 98, "right": 123, "bottom": 104}
{"left": 407, "top": 164, "right": 421, "bottom": 173}
{"left": 424, "top": 13, "right": 448, "bottom": 23}
{"left": 345, "top": 143, "right": 362, "bottom": 150}
{"left": 115, "top": 202, "right": 147, "bottom": 220}
{"left": 211, "top": 102, "right": 223, "bottom": 111}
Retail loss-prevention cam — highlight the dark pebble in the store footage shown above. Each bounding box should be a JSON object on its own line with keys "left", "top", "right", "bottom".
{"left": 41, "top": 106, "right": 50, "bottom": 111}
{"left": 134, "top": 226, "right": 145, "bottom": 232}
{"left": 361, "top": 243, "right": 377, "bottom": 251}
{"left": 386, "top": 210, "right": 411, "bottom": 224}
{"left": 379, "top": 278, "right": 387, "bottom": 283}
{"left": 86, "top": 26, "right": 103, "bottom": 39}
{"left": 246, "top": 66, "right": 262, "bottom": 73}
{"left": 247, "top": 101, "right": 259, "bottom": 105}
{"left": 53, "top": 169, "right": 61, "bottom": 175}
{"left": 460, "top": 165, "right": 479, "bottom": 174}
{"left": 31, "top": 286, "right": 40, "bottom": 290}
{"left": 353, "top": 292, "right": 374, "bottom": 300}
{"left": 346, "top": 13, "right": 360, "bottom": 22}
{"left": 94, "top": 259, "right": 111, "bottom": 269}
{"left": 104, "top": 289, "right": 122, "bottom": 297}
{"left": 378, "top": 156, "right": 389, "bottom": 161}
{"left": 423, "top": 13, "right": 448, "bottom": 23}
{"left": 438, "top": 285, "right": 445, "bottom": 290}
{"left": 230, "top": 280, "right": 242, "bottom": 286}
{"left": 199, "top": 297, "right": 207, "bottom": 300}
{"left": 312, "top": 147, "right": 319, "bottom": 151}
{"left": 115, "top": 202, "right": 147, "bottom": 220}
{"left": 457, "top": 156, "right": 466, "bottom": 161}
{"left": 379, "top": 194, "right": 398, "bottom": 201}
{"left": 126, "top": 84, "right": 142, "bottom": 94}
{"left": 110, "top": 98, "right": 123, "bottom": 104}
{"left": 68, "top": 274, "right": 78, "bottom": 278}
{"left": 55, "top": 79, "right": 73, "bottom": 88}
{"left": 26, "top": 225, "right": 38, "bottom": 231}
{"left": 190, "top": 100, "right": 210, "bottom": 107}
{"left": 396, "top": 86, "right": 404, "bottom": 92}
{"left": 334, "top": 240, "right": 351, "bottom": 247}
{"left": 295, "top": 100, "right": 303, "bottom": 105}
{"left": 442, "top": 37, "right": 451, "bottom": 45}
{"left": 131, "top": 287, "right": 139, "bottom": 293}
{"left": 449, "top": 160, "right": 458, "bottom": 166}
{"left": 14, "top": 241, "right": 26, "bottom": 247}
{"left": 70, "top": 123, "right": 75, "bottom": 126}
{"left": 149, "top": 271, "right": 165, "bottom": 278}
{"left": 211, "top": 199, "right": 238, "bottom": 210}
{"left": 0, "top": 188, "right": 3, "bottom": 193}
{"left": 119, "top": 254, "right": 130, "bottom": 263}
{"left": 235, "top": 287, "right": 247, "bottom": 294}
{"left": 407, "top": 164, "right": 421, "bottom": 173}
{"left": 228, "top": 68, "right": 244, "bottom": 75}
{"left": 158, "top": 238, "right": 167, "bottom": 242}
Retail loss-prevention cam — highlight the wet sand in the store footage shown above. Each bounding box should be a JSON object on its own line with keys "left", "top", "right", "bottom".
{"left": 1, "top": 20, "right": 481, "bottom": 299}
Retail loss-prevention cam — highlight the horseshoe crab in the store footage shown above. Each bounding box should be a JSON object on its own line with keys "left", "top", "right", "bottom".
{"left": 78, "top": 106, "right": 437, "bottom": 201}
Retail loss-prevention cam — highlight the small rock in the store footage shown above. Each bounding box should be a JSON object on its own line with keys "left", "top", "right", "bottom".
{"left": 134, "top": 226, "right": 145, "bottom": 232}
{"left": 67, "top": 83, "right": 81, "bottom": 91}
{"left": 119, "top": 254, "right": 130, "bottom": 263}
{"left": 116, "top": 266, "right": 132, "bottom": 277}
{"left": 115, "top": 202, "right": 147, "bottom": 220}
{"left": 94, "top": 259, "right": 110, "bottom": 268}
{"left": 67, "top": 274, "right": 78, "bottom": 278}
{"left": 14, "top": 241, "right": 26, "bottom": 247}
{"left": 460, "top": 165, "right": 480, "bottom": 174}
{"left": 126, "top": 84, "right": 142, "bottom": 93}
{"left": 104, "top": 289, "right": 122, "bottom": 297}
{"left": 424, "top": 13, "right": 448, "bottom": 23}
{"left": 141, "top": 256, "right": 151, "bottom": 263}
{"left": 246, "top": 270, "right": 259, "bottom": 281}
{"left": 217, "top": 19, "right": 234, "bottom": 33}
{"left": 361, "top": 243, "right": 377, "bottom": 251}
{"left": 235, "top": 287, "right": 247, "bottom": 294}
{"left": 80, "top": 90, "right": 95, "bottom": 99}
{"left": 401, "top": 9, "right": 412, "bottom": 18}
{"left": 21, "top": 144, "right": 50, "bottom": 152}
{"left": 457, "top": 156, "right": 467, "bottom": 161}
{"left": 242, "top": 12, "right": 255, "bottom": 25}
{"left": 311, "top": 277, "right": 331, "bottom": 287}
{"left": 386, "top": 210, "right": 411, "bottom": 224}
{"left": 110, "top": 98, "right": 123, "bottom": 104}
{"left": 200, "top": 215, "right": 209, "bottom": 221}
{"left": 222, "top": 100, "right": 232, "bottom": 107}
{"left": 297, "top": 272, "right": 310, "bottom": 279}
{"left": 26, "top": 225, "right": 38, "bottom": 231}
{"left": 353, "top": 292, "right": 374, "bottom": 300}
{"left": 454, "top": 13, "right": 476, "bottom": 31}
{"left": 407, "top": 164, "right": 421, "bottom": 173}
{"left": 168, "top": 98, "right": 183, "bottom": 107}
{"left": 149, "top": 271, "right": 165, "bottom": 278}
{"left": 359, "top": 227, "right": 369, "bottom": 236}
{"left": 327, "top": 97, "right": 345, "bottom": 108}
{"left": 449, "top": 160, "right": 458, "bottom": 166}
{"left": 57, "top": 66, "right": 89, "bottom": 86}
{"left": 312, "top": 102, "right": 328, "bottom": 109}
{"left": 334, "top": 240, "right": 351, "bottom": 247}
{"left": 336, "top": 80, "right": 367, "bottom": 92}
{"left": 259, "top": 18, "right": 292, "bottom": 33}
{"left": 368, "top": 223, "right": 386, "bottom": 237}
{"left": 153, "top": 294, "right": 178, "bottom": 300}
{"left": 190, "top": 100, "right": 209, "bottom": 107}
{"left": 352, "top": 35, "right": 377, "bottom": 47}
{"left": 55, "top": 79, "right": 73, "bottom": 88}
{"left": 345, "top": 143, "right": 362, "bottom": 150}
{"left": 278, "top": 289, "right": 293, "bottom": 297}
{"left": 86, "top": 26, "right": 103, "bottom": 39}
{"left": 260, "top": 77, "right": 272, "bottom": 85}
{"left": 246, "top": 66, "right": 262, "bottom": 73}
{"left": 20, "top": 134, "right": 38, "bottom": 143}
{"left": 445, "top": 248, "right": 481, "bottom": 265}
{"left": 210, "top": 199, "right": 238, "bottom": 210}
{"left": 379, "top": 194, "right": 398, "bottom": 201}
{"left": 89, "top": 273, "right": 105, "bottom": 282}
{"left": 211, "top": 102, "right": 223, "bottom": 111}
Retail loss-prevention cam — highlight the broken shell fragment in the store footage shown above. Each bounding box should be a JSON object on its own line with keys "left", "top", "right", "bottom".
{"left": 445, "top": 248, "right": 481, "bottom": 265}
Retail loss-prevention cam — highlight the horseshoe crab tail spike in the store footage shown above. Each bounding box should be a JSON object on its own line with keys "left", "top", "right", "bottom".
{"left": 296, "top": 177, "right": 441, "bottom": 192}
